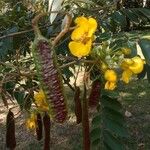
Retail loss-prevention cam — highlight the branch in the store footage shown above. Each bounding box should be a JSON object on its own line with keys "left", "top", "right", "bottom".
{"left": 0, "top": 22, "right": 61, "bottom": 40}
{"left": 52, "top": 13, "right": 72, "bottom": 47}
{"left": 0, "top": 10, "right": 67, "bottom": 40}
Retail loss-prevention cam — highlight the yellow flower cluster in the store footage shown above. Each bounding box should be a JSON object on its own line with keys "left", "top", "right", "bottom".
{"left": 69, "top": 16, "right": 97, "bottom": 58}
{"left": 34, "top": 90, "right": 49, "bottom": 111}
{"left": 104, "top": 56, "right": 144, "bottom": 90}
{"left": 26, "top": 113, "right": 37, "bottom": 130}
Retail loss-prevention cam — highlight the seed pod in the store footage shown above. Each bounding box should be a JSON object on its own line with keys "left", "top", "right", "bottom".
{"left": 6, "top": 110, "right": 16, "bottom": 149}
{"left": 74, "top": 86, "right": 82, "bottom": 124}
{"left": 43, "top": 113, "right": 50, "bottom": 150}
{"left": 36, "top": 113, "right": 43, "bottom": 141}
{"left": 31, "top": 14, "right": 67, "bottom": 123}
{"left": 88, "top": 79, "right": 101, "bottom": 107}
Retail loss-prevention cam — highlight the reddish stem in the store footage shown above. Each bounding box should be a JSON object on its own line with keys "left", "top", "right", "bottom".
{"left": 82, "top": 84, "right": 90, "bottom": 150}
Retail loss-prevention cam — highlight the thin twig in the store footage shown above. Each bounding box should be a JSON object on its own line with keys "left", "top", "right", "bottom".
{"left": 52, "top": 13, "right": 72, "bottom": 47}
{"left": 60, "top": 60, "right": 77, "bottom": 69}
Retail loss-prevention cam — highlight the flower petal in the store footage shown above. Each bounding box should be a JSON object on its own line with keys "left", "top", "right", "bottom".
{"left": 121, "top": 58, "right": 134, "bottom": 70}
{"left": 129, "top": 56, "right": 144, "bottom": 74}
{"left": 71, "top": 26, "right": 87, "bottom": 41}
{"left": 69, "top": 40, "right": 92, "bottom": 57}
{"left": 75, "top": 16, "right": 88, "bottom": 26}
{"left": 104, "top": 69, "right": 117, "bottom": 82}
{"left": 121, "top": 69, "right": 133, "bottom": 83}
{"left": 87, "top": 18, "right": 97, "bottom": 37}
{"left": 105, "top": 81, "right": 116, "bottom": 90}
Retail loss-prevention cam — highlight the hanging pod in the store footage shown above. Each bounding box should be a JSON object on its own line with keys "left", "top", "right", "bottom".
{"left": 31, "top": 13, "right": 67, "bottom": 123}
{"left": 36, "top": 113, "right": 43, "bottom": 141}
{"left": 43, "top": 112, "right": 51, "bottom": 150}
{"left": 6, "top": 109, "right": 16, "bottom": 149}
{"left": 88, "top": 79, "right": 101, "bottom": 107}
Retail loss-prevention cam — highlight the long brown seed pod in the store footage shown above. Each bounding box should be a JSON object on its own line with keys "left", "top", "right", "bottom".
{"left": 43, "top": 112, "right": 51, "bottom": 150}
{"left": 6, "top": 110, "right": 16, "bottom": 149}
{"left": 32, "top": 13, "right": 67, "bottom": 123}
{"left": 74, "top": 86, "right": 82, "bottom": 124}
{"left": 36, "top": 113, "right": 43, "bottom": 141}
{"left": 88, "top": 79, "right": 101, "bottom": 108}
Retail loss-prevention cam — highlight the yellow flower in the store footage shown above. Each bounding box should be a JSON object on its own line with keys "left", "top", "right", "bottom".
{"left": 104, "top": 69, "right": 117, "bottom": 90}
{"left": 129, "top": 56, "right": 144, "bottom": 74}
{"left": 69, "top": 16, "right": 97, "bottom": 57}
{"left": 34, "top": 90, "right": 49, "bottom": 111}
{"left": 121, "top": 56, "right": 144, "bottom": 83}
{"left": 26, "top": 113, "right": 37, "bottom": 130}
{"left": 104, "top": 69, "right": 117, "bottom": 82}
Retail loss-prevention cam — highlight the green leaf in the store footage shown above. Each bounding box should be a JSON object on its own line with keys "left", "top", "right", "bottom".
{"left": 102, "top": 108, "right": 125, "bottom": 126}
{"left": 2, "top": 81, "right": 16, "bottom": 96}
{"left": 138, "top": 38, "right": 150, "bottom": 65}
{"left": 103, "top": 130, "right": 124, "bottom": 150}
{"left": 24, "top": 94, "right": 32, "bottom": 110}
{"left": 111, "top": 11, "right": 127, "bottom": 27}
{"left": 103, "top": 117, "right": 128, "bottom": 138}
{"left": 92, "top": 114, "right": 101, "bottom": 128}
{"left": 97, "top": 32, "right": 112, "bottom": 41}
{"left": 91, "top": 128, "right": 101, "bottom": 142}
{"left": 110, "top": 38, "right": 128, "bottom": 50}
{"left": 62, "top": 67, "right": 74, "bottom": 80}
{"left": 137, "top": 64, "right": 147, "bottom": 79}
{"left": 121, "top": 9, "right": 139, "bottom": 24}
{"left": 91, "top": 138, "right": 100, "bottom": 149}
{"left": 0, "top": 26, "right": 18, "bottom": 60}
{"left": 127, "top": 41, "right": 137, "bottom": 57}
{"left": 138, "top": 8, "right": 150, "bottom": 21}
{"left": 14, "top": 91, "right": 25, "bottom": 110}
{"left": 101, "top": 95, "right": 122, "bottom": 112}
{"left": 145, "top": 64, "right": 150, "bottom": 83}
{"left": 102, "top": 90, "right": 119, "bottom": 99}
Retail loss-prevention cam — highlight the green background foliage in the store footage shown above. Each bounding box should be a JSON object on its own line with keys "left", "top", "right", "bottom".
{"left": 0, "top": 0, "right": 150, "bottom": 150}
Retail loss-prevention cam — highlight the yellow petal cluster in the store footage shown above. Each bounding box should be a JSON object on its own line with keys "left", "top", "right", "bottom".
{"left": 34, "top": 90, "right": 49, "bottom": 111}
{"left": 121, "top": 56, "right": 144, "bottom": 83}
{"left": 69, "top": 16, "right": 97, "bottom": 57}
{"left": 104, "top": 69, "right": 117, "bottom": 90}
{"left": 26, "top": 113, "right": 37, "bottom": 130}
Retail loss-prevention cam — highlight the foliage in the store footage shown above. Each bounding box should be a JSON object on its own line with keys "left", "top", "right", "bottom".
{"left": 91, "top": 95, "right": 128, "bottom": 150}
{"left": 0, "top": 0, "right": 150, "bottom": 150}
